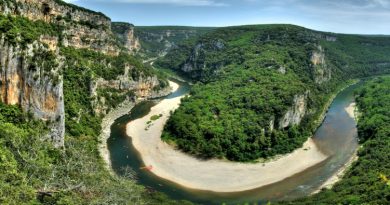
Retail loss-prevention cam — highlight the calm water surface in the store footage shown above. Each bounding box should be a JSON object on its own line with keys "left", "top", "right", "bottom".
{"left": 107, "top": 80, "right": 361, "bottom": 205}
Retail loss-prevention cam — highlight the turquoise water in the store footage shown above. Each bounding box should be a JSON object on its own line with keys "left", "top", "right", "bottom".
{"left": 107, "top": 81, "right": 360, "bottom": 204}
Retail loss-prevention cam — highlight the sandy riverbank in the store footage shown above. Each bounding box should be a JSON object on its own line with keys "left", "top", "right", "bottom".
{"left": 126, "top": 81, "right": 328, "bottom": 193}
{"left": 345, "top": 102, "right": 357, "bottom": 119}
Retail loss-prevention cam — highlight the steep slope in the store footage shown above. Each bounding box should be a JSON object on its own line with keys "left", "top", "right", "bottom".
{"left": 0, "top": 0, "right": 169, "bottom": 146}
{"left": 283, "top": 76, "right": 390, "bottom": 205}
{"left": 157, "top": 25, "right": 390, "bottom": 161}
{"left": 0, "top": 0, "right": 178, "bottom": 204}
{"left": 111, "top": 22, "right": 141, "bottom": 53}
{"left": 134, "top": 26, "right": 214, "bottom": 59}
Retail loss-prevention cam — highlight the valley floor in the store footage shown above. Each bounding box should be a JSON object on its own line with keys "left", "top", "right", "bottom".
{"left": 125, "top": 81, "right": 328, "bottom": 192}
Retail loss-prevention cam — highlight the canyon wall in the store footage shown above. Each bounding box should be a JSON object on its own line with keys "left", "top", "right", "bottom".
{"left": 111, "top": 22, "right": 141, "bottom": 53}
{"left": 0, "top": 34, "right": 64, "bottom": 146}
{"left": 0, "top": 0, "right": 169, "bottom": 146}
{"left": 0, "top": 0, "right": 120, "bottom": 55}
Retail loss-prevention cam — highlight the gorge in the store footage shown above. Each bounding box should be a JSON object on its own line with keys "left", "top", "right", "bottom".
{"left": 0, "top": 0, "right": 389, "bottom": 205}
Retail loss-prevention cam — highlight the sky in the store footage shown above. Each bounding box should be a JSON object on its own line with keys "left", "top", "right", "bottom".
{"left": 64, "top": 0, "right": 390, "bottom": 34}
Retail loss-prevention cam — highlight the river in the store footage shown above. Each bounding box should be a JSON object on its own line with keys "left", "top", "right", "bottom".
{"left": 107, "top": 80, "right": 360, "bottom": 204}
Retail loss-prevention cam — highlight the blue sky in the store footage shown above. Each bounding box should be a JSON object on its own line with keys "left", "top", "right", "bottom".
{"left": 64, "top": 0, "right": 390, "bottom": 34}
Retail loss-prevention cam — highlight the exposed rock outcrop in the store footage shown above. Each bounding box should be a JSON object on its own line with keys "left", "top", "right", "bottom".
{"left": 279, "top": 92, "right": 309, "bottom": 129}
{"left": 0, "top": 0, "right": 170, "bottom": 147}
{"left": 0, "top": 34, "right": 64, "bottom": 146}
{"left": 311, "top": 45, "right": 331, "bottom": 84}
{"left": 1, "top": 0, "right": 120, "bottom": 55}
{"left": 89, "top": 65, "right": 169, "bottom": 115}
{"left": 112, "top": 22, "right": 141, "bottom": 53}
{"left": 135, "top": 27, "right": 213, "bottom": 58}
{"left": 180, "top": 41, "right": 226, "bottom": 79}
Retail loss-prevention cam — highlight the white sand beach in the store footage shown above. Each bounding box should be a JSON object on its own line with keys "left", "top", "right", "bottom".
{"left": 345, "top": 102, "right": 357, "bottom": 119}
{"left": 126, "top": 81, "right": 328, "bottom": 192}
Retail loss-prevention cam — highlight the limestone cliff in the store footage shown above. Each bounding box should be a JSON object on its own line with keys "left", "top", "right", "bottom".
{"left": 278, "top": 92, "right": 308, "bottom": 129}
{"left": 0, "top": 34, "right": 64, "bottom": 146}
{"left": 89, "top": 65, "right": 169, "bottom": 115}
{"left": 181, "top": 41, "right": 225, "bottom": 79}
{"left": 1, "top": 0, "right": 120, "bottom": 55}
{"left": 0, "top": 0, "right": 169, "bottom": 146}
{"left": 311, "top": 45, "right": 331, "bottom": 84}
{"left": 134, "top": 26, "right": 214, "bottom": 58}
{"left": 111, "top": 22, "right": 141, "bottom": 53}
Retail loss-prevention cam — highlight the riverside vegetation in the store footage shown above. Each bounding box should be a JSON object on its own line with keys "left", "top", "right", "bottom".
{"left": 0, "top": 9, "right": 186, "bottom": 205}
{"left": 158, "top": 25, "right": 390, "bottom": 162}
{"left": 1, "top": 1, "right": 390, "bottom": 205}
{"left": 281, "top": 76, "right": 390, "bottom": 204}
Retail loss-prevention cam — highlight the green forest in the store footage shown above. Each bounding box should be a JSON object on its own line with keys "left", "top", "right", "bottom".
{"left": 134, "top": 26, "right": 214, "bottom": 59}
{"left": 0, "top": 13, "right": 184, "bottom": 205}
{"left": 1, "top": 0, "right": 390, "bottom": 204}
{"left": 159, "top": 25, "right": 390, "bottom": 162}
{"left": 282, "top": 76, "right": 390, "bottom": 204}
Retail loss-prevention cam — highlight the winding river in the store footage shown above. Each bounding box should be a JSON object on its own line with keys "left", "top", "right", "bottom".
{"left": 107, "top": 79, "right": 360, "bottom": 204}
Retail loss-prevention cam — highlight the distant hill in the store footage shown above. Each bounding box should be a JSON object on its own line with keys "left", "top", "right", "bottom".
{"left": 135, "top": 26, "right": 215, "bottom": 59}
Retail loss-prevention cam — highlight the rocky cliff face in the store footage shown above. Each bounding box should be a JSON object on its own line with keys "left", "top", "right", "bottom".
{"left": 181, "top": 41, "right": 225, "bottom": 79}
{"left": 90, "top": 65, "right": 169, "bottom": 115}
{"left": 278, "top": 92, "right": 308, "bottom": 129}
{"left": 1, "top": 0, "right": 120, "bottom": 55}
{"left": 0, "top": 0, "right": 169, "bottom": 146}
{"left": 0, "top": 34, "right": 64, "bottom": 146}
{"left": 111, "top": 22, "right": 141, "bottom": 53}
{"left": 311, "top": 45, "right": 331, "bottom": 84}
{"left": 135, "top": 27, "right": 213, "bottom": 58}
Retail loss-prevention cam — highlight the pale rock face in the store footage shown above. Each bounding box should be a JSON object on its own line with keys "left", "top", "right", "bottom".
{"left": 40, "top": 35, "right": 58, "bottom": 52}
{"left": 0, "top": 35, "right": 65, "bottom": 147}
{"left": 90, "top": 65, "right": 168, "bottom": 115}
{"left": 269, "top": 118, "right": 275, "bottom": 132}
{"left": 1, "top": 0, "right": 121, "bottom": 55}
{"left": 279, "top": 93, "right": 308, "bottom": 129}
{"left": 136, "top": 28, "right": 206, "bottom": 58}
{"left": 111, "top": 23, "right": 141, "bottom": 53}
{"left": 180, "top": 43, "right": 204, "bottom": 74}
{"left": 278, "top": 66, "right": 286, "bottom": 74}
{"left": 311, "top": 45, "right": 331, "bottom": 84}
{"left": 0, "top": 0, "right": 167, "bottom": 148}
{"left": 325, "top": 36, "right": 337, "bottom": 42}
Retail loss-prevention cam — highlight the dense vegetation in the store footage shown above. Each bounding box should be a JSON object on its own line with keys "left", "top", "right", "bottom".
{"left": 159, "top": 25, "right": 390, "bottom": 161}
{"left": 163, "top": 69, "right": 312, "bottom": 161}
{"left": 282, "top": 76, "right": 390, "bottom": 204}
{"left": 2, "top": 1, "right": 390, "bottom": 203}
{"left": 135, "top": 26, "right": 214, "bottom": 59}
{"left": 0, "top": 13, "right": 184, "bottom": 205}
{"left": 61, "top": 46, "right": 167, "bottom": 137}
{"left": 0, "top": 15, "right": 62, "bottom": 47}
{"left": 0, "top": 102, "right": 191, "bottom": 205}
{"left": 53, "top": 0, "right": 109, "bottom": 19}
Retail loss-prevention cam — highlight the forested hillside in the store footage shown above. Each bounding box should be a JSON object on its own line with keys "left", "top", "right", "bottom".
{"left": 157, "top": 25, "right": 390, "bottom": 161}
{"left": 0, "top": 0, "right": 181, "bottom": 204}
{"left": 283, "top": 76, "right": 390, "bottom": 204}
{"left": 135, "top": 26, "right": 214, "bottom": 59}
